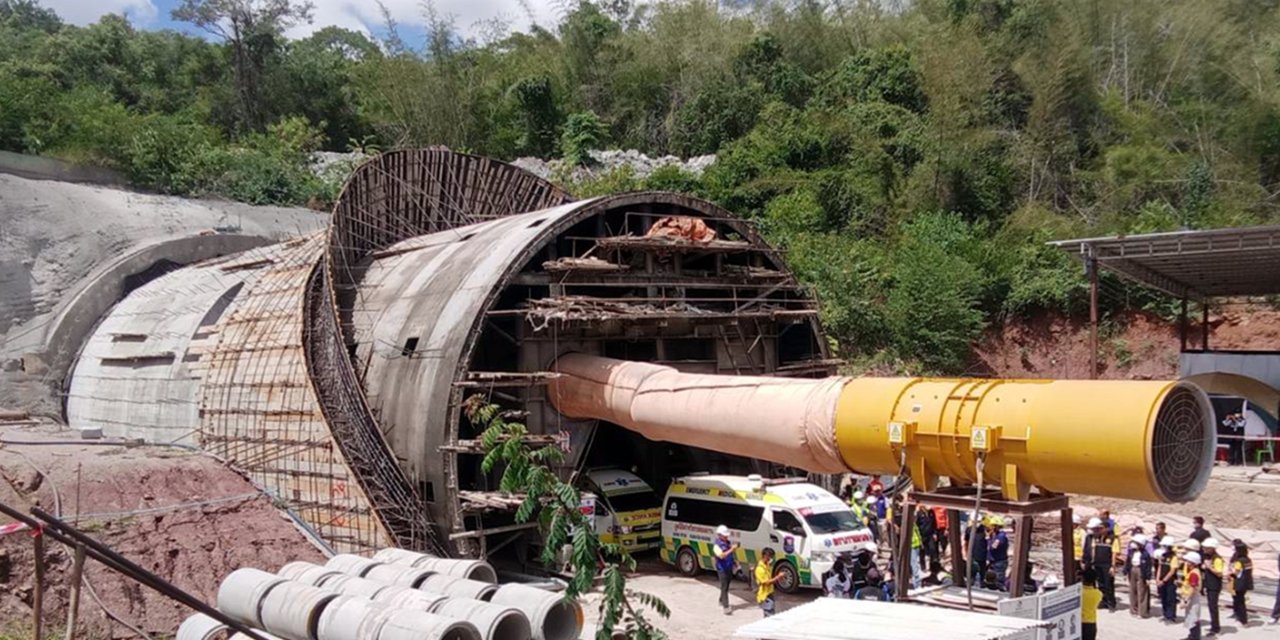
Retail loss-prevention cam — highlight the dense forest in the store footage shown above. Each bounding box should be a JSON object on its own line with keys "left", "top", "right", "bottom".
{"left": 5, "top": 0, "right": 1280, "bottom": 373}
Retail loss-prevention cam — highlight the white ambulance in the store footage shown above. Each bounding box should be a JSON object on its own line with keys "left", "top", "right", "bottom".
{"left": 659, "top": 474, "right": 873, "bottom": 592}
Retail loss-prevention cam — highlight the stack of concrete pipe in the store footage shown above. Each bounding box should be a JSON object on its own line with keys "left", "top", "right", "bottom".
{"left": 178, "top": 549, "right": 583, "bottom": 640}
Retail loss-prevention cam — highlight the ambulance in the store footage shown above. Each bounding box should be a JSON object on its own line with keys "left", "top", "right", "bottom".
{"left": 659, "top": 474, "right": 873, "bottom": 592}
{"left": 581, "top": 469, "right": 663, "bottom": 551}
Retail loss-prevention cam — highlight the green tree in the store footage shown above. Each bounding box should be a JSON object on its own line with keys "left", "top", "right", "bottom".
{"left": 464, "top": 397, "right": 669, "bottom": 639}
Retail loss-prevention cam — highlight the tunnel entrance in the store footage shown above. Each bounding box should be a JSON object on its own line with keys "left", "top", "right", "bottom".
{"left": 453, "top": 197, "right": 834, "bottom": 558}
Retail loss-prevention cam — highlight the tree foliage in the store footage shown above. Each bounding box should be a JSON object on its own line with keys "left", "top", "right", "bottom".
{"left": 7, "top": 0, "right": 1280, "bottom": 370}
{"left": 463, "top": 397, "right": 669, "bottom": 640}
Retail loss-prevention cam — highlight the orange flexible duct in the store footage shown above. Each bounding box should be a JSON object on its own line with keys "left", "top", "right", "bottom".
{"left": 547, "top": 354, "right": 1216, "bottom": 503}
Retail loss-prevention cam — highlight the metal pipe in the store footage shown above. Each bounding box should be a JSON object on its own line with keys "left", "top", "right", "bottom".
{"left": 547, "top": 354, "right": 1216, "bottom": 503}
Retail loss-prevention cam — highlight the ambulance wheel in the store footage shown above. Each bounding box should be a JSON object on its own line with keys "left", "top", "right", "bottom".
{"left": 676, "top": 547, "right": 700, "bottom": 576}
{"left": 773, "top": 560, "right": 800, "bottom": 594}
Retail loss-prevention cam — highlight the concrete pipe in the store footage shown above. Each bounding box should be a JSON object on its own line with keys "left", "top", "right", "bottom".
{"left": 177, "top": 613, "right": 229, "bottom": 640}
{"left": 417, "top": 575, "right": 498, "bottom": 601}
{"left": 487, "top": 585, "right": 581, "bottom": 640}
{"left": 259, "top": 581, "right": 340, "bottom": 640}
{"left": 373, "top": 549, "right": 498, "bottom": 584}
{"left": 327, "top": 554, "right": 383, "bottom": 577}
{"left": 548, "top": 354, "right": 1217, "bottom": 503}
{"left": 373, "top": 588, "right": 450, "bottom": 612}
{"left": 218, "top": 568, "right": 288, "bottom": 628}
{"left": 362, "top": 564, "right": 435, "bottom": 588}
{"left": 432, "top": 599, "right": 531, "bottom": 640}
{"left": 319, "top": 574, "right": 398, "bottom": 599}
{"left": 316, "top": 595, "right": 392, "bottom": 640}
{"left": 229, "top": 632, "right": 284, "bottom": 640}
{"left": 279, "top": 563, "right": 344, "bottom": 587}
{"left": 375, "top": 610, "right": 481, "bottom": 640}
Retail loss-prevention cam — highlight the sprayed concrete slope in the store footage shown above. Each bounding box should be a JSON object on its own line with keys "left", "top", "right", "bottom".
{"left": 0, "top": 173, "right": 323, "bottom": 416}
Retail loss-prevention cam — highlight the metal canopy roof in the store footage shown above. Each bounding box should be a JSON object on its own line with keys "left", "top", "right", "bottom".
{"left": 1050, "top": 224, "right": 1280, "bottom": 300}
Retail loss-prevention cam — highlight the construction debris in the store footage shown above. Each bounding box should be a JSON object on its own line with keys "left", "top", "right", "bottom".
{"left": 644, "top": 216, "right": 717, "bottom": 243}
{"left": 541, "top": 257, "right": 627, "bottom": 273}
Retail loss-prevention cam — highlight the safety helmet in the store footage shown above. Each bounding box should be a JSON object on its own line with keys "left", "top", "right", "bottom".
{"left": 854, "top": 491, "right": 865, "bottom": 500}
{"left": 1086, "top": 517, "right": 1103, "bottom": 529}
{"left": 1072, "top": 514, "right": 1082, "bottom": 525}
{"left": 1183, "top": 551, "right": 1202, "bottom": 565}
{"left": 1203, "top": 538, "right": 1219, "bottom": 549}
{"left": 715, "top": 525, "right": 730, "bottom": 537}
{"left": 1160, "top": 536, "right": 1175, "bottom": 547}
{"left": 866, "top": 496, "right": 878, "bottom": 505}
{"left": 1183, "top": 539, "right": 1201, "bottom": 551}
{"left": 864, "top": 541, "right": 879, "bottom": 553}
{"left": 1131, "top": 534, "right": 1148, "bottom": 545}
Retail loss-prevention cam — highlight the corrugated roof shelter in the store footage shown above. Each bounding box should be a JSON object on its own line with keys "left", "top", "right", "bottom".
{"left": 732, "top": 598, "right": 1049, "bottom": 640}
{"left": 1050, "top": 225, "right": 1280, "bottom": 300}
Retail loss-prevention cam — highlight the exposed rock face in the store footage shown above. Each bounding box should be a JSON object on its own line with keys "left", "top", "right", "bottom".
{"left": 512, "top": 149, "right": 716, "bottom": 181}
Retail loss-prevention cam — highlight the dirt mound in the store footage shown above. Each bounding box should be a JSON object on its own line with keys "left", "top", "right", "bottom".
{"left": 973, "top": 307, "right": 1280, "bottom": 380}
{"left": 0, "top": 423, "right": 324, "bottom": 638}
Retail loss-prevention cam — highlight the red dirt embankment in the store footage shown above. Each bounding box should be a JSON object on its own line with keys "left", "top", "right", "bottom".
{"left": 972, "top": 307, "right": 1280, "bottom": 380}
{"left": 0, "top": 424, "right": 323, "bottom": 639}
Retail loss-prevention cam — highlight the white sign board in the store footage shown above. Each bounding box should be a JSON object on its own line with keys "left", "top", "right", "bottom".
{"left": 1039, "top": 583, "right": 1083, "bottom": 640}
{"left": 996, "top": 592, "right": 1040, "bottom": 621}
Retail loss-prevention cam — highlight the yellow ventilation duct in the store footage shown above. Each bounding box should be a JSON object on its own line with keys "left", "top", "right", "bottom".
{"left": 547, "top": 354, "right": 1215, "bottom": 503}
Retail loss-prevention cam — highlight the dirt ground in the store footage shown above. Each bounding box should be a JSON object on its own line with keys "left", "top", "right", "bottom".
{"left": 0, "top": 422, "right": 323, "bottom": 639}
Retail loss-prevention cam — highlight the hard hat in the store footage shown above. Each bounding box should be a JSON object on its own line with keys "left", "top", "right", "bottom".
{"left": 1160, "top": 536, "right": 1175, "bottom": 547}
{"left": 854, "top": 491, "right": 865, "bottom": 500}
{"left": 1087, "top": 517, "right": 1102, "bottom": 529}
{"left": 1132, "top": 534, "right": 1148, "bottom": 545}
{"left": 866, "top": 496, "right": 878, "bottom": 505}
{"left": 1183, "top": 539, "right": 1201, "bottom": 551}
{"left": 1072, "top": 514, "right": 1082, "bottom": 525}
{"left": 715, "top": 525, "right": 730, "bottom": 537}
{"left": 1183, "top": 551, "right": 1202, "bottom": 565}
{"left": 1003, "top": 516, "right": 1014, "bottom": 527}
{"left": 864, "top": 541, "right": 879, "bottom": 553}
{"left": 1203, "top": 538, "right": 1219, "bottom": 549}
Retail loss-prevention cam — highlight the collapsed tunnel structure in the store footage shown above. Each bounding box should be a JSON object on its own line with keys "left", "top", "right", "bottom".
{"left": 62, "top": 149, "right": 1217, "bottom": 559}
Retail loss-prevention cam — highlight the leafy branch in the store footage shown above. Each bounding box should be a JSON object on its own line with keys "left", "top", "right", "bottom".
{"left": 463, "top": 396, "right": 669, "bottom": 640}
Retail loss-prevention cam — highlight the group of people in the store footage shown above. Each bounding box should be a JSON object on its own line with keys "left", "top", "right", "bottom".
{"left": 821, "top": 542, "right": 891, "bottom": 601}
{"left": 1075, "top": 513, "right": 1277, "bottom": 638}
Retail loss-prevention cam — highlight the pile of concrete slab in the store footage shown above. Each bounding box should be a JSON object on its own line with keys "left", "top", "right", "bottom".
{"left": 177, "top": 549, "right": 583, "bottom": 640}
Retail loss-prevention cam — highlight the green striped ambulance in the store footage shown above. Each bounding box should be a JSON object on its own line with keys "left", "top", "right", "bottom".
{"left": 659, "top": 474, "right": 873, "bottom": 593}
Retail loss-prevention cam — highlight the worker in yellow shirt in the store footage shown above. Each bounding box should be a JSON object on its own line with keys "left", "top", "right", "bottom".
{"left": 1081, "top": 568, "right": 1102, "bottom": 640}
{"left": 1202, "top": 538, "right": 1226, "bottom": 635}
{"left": 755, "top": 547, "right": 783, "bottom": 617}
{"left": 1072, "top": 514, "right": 1085, "bottom": 565}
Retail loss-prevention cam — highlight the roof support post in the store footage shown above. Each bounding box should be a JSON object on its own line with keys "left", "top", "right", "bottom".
{"left": 1179, "top": 298, "right": 1188, "bottom": 352}
{"left": 1202, "top": 300, "right": 1210, "bottom": 351}
{"left": 1087, "top": 251, "right": 1099, "bottom": 379}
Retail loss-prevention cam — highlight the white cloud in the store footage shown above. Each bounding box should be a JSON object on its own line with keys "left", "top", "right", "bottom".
{"left": 285, "top": 0, "right": 564, "bottom": 40}
{"left": 41, "top": 0, "right": 158, "bottom": 25}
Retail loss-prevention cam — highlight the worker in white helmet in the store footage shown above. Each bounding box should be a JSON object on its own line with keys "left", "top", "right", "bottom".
{"left": 1072, "top": 514, "right": 1085, "bottom": 567}
{"left": 1155, "top": 535, "right": 1180, "bottom": 622}
{"left": 1201, "top": 538, "right": 1225, "bottom": 634}
{"left": 1082, "top": 517, "right": 1120, "bottom": 611}
{"left": 1126, "top": 533, "right": 1152, "bottom": 618}
{"left": 713, "top": 524, "right": 739, "bottom": 614}
{"left": 849, "top": 490, "right": 866, "bottom": 526}
{"left": 1181, "top": 550, "right": 1204, "bottom": 640}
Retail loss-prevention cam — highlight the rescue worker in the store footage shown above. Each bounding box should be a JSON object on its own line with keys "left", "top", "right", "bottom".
{"left": 849, "top": 490, "right": 866, "bottom": 523}
{"left": 1126, "top": 533, "right": 1152, "bottom": 618}
{"left": 1228, "top": 539, "right": 1252, "bottom": 625}
{"left": 754, "top": 547, "right": 782, "bottom": 617}
{"left": 1082, "top": 517, "right": 1121, "bottom": 611}
{"left": 1182, "top": 550, "right": 1204, "bottom": 640}
{"left": 908, "top": 513, "right": 924, "bottom": 589}
{"left": 712, "top": 524, "right": 739, "bottom": 615}
{"left": 864, "top": 495, "right": 880, "bottom": 543}
{"left": 987, "top": 517, "right": 1010, "bottom": 591}
{"left": 1099, "top": 509, "right": 1117, "bottom": 534}
{"left": 1202, "top": 538, "right": 1225, "bottom": 635}
{"left": 1072, "top": 514, "right": 1086, "bottom": 566}
{"left": 967, "top": 517, "right": 988, "bottom": 585}
{"left": 1155, "top": 535, "right": 1180, "bottom": 622}
{"left": 916, "top": 507, "right": 937, "bottom": 578}
{"left": 933, "top": 506, "right": 949, "bottom": 560}
{"left": 1081, "top": 568, "right": 1102, "bottom": 640}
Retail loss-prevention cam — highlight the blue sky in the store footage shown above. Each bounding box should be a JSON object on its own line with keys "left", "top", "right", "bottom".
{"left": 40, "top": 0, "right": 564, "bottom": 45}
